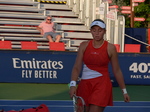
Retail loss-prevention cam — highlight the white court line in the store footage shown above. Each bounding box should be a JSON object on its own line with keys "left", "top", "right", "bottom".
{"left": 1, "top": 105, "right": 150, "bottom": 108}
{"left": 113, "top": 101, "right": 150, "bottom": 102}
{"left": 1, "top": 100, "right": 150, "bottom": 108}
{"left": 107, "top": 106, "right": 150, "bottom": 108}
{"left": 0, "top": 100, "right": 72, "bottom": 101}
{"left": 1, "top": 100, "right": 150, "bottom": 102}
{"left": 0, "top": 105, "right": 73, "bottom": 107}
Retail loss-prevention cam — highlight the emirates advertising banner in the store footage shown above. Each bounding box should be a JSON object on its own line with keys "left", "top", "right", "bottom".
{"left": 0, "top": 50, "right": 76, "bottom": 83}
{"left": 0, "top": 50, "right": 150, "bottom": 85}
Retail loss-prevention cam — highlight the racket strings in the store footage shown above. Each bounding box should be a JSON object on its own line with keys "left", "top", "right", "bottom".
{"left": 73, "top": 96, "right": 85, "bottom": 112}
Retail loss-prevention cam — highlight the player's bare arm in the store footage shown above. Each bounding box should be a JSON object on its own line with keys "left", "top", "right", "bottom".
{"left": 108, "top": 43, "right": 130, "bottom": 102}
{"left": 71, "top": 41, "right": 88, "bottom": 81}
{"left": 69, "top": 41, "right": 88, "bottom": 98}
{"left": 108, "top": 43, "right": 125, "bottom": 88}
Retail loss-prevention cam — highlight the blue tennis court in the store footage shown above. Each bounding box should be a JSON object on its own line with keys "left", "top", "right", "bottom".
{"left": 0, "top": 100, "right": 150, "bottom": 112}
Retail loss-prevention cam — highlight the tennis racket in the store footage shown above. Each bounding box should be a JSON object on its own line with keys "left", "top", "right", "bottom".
{"left": 73, "top": 94, "right": 86, "bottom": 112}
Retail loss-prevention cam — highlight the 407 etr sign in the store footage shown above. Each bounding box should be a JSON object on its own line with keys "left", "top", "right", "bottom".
{"left": 129, "top": 62, "right": 150, "bottom": 80}
{"left": 129, "top": 62, "right": 150, "bottom": 73}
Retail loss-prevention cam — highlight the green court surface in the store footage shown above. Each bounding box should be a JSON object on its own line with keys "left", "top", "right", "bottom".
{"left": 0, "top": 83, "right": 150, "bottom": 101}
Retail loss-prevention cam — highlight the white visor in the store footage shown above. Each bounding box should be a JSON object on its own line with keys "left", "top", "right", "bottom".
{"left": 90, "top": 21, "right": 106, "bottom": 29}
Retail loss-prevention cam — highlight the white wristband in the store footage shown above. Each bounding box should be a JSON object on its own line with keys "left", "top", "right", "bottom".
{"left": 122, "top": 88, "right": 127, "bottom": 94}
{"left": 69, "top": 81, "right": 76, "bottom": 87}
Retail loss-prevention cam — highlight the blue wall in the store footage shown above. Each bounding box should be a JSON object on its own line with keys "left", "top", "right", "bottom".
{"left": 0, "top": 50, "right": 150, "bottom": 85}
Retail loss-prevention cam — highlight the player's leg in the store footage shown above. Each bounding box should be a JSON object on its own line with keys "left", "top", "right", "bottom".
{"left": 89, "top": 104, "right": 105, "bottom": 112}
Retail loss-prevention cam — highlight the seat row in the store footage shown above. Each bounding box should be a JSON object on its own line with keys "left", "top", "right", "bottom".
{"left": 0, "top": 41, "right": 65, "bottom": 51}
{"left": 115, "top": 44, "right": 141, "bottom": 53}
{"left": 0, "top": 41, "right": 141, "bottom": 52}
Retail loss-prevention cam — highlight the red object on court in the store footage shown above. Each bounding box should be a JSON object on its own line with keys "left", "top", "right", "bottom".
{"left": 22, "top": 104, "right": 49, "bottom": 112}
{"left": 3, "top": 104, "right": 50, "bottom": 112}
{"left": 124, "top": 44, "right": 141, "bottom": 53}
{"left": 21, "top": 41, "right": 37, "bottom": 50}
{"left": 49, "top": 42, "right": 65, "bottom": 51}
{"left": 0, "top": 41, "right": 12, "bottom": 49}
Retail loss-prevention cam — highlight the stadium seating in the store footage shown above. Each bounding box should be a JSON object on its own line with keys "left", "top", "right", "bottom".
{"left": 49, "top": 42, "right": 65, "bottom": 51}
{"left": 0, "top": 0, "right": 92, "bottom": 51}
{"left": 124, "top": 44, "right": 141, "bottom": 53}
{"left": 0, "top": 41, "right": 12, "bottom": 49}
{"left": 21, "top": 41, "right": 38, "bottom": 50}
{"left": 114, "top": 44, "right": 120, "bottom": 52}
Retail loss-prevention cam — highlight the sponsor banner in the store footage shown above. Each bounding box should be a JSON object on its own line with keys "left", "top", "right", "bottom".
{"left": 109, "top": 53, "right": 150, "bottom": 85}
{"left": 0, "top": 50, "right": 150, "bottom": 85}
{"left": 118, "top": 53, "right": 150, "bottom": 85}
{"left": 0, "top": 50, "right": 76, "bottom": 83}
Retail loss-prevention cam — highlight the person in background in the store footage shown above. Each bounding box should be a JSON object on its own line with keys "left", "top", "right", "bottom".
{"left": 37, "top": 15, "right": 62, "bottom": 42}
{"left": 69, "top": 19, "right": 130, "bottom": 112}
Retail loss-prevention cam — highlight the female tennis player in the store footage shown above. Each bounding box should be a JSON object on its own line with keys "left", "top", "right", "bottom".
{"left": 69, "top": 19, "right": 130, "bottom": 112}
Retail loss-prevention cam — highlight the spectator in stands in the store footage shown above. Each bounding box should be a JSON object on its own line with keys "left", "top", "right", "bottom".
{"left": 37, "top": 15, "right": 62, "bottom": 42}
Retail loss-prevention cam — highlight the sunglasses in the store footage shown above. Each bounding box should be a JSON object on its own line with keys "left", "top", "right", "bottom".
{"left": 47, "top": 19, "right": 52, "bottom": 21}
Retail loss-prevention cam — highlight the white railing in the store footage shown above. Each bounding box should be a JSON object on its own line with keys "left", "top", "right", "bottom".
{"left": 34, "top": 0, "right": 125, "bottom": 52}
{"left": 66, "top": 0, "right": 103, "bottom": 28}
{"left": 66, "top": 0, "right": 125, "bottom": 52}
